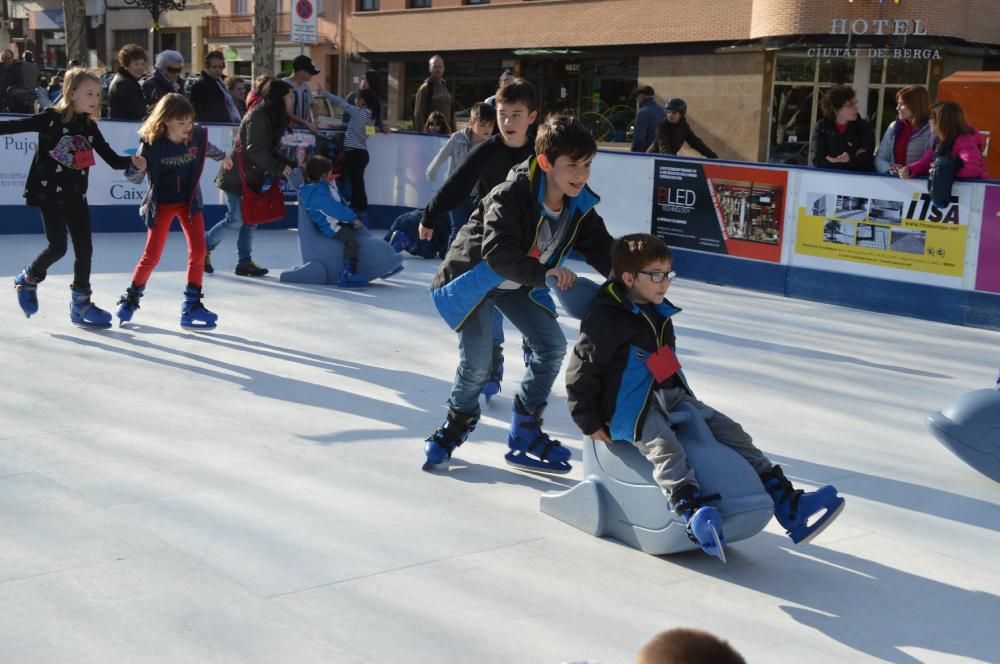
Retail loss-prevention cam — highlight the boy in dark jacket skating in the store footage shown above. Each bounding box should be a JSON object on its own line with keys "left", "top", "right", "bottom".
{"left": 423, "top": 115, "right": 614, "bottom": 474}
{"left": 565, "top": 234, "right": 845, "bottom": 560}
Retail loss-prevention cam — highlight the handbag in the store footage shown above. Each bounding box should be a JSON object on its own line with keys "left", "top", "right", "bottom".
{"left": 236, "top": 141, "right": 286, "bottom": 225}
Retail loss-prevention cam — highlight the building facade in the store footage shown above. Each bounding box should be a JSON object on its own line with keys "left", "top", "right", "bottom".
{"left": 347, "top": 0, "right": 1000, "bottom": 162}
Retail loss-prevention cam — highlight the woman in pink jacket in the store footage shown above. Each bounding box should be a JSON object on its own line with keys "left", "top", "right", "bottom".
{"left": 899, "top": 100, "right": 989, "bottom": 180}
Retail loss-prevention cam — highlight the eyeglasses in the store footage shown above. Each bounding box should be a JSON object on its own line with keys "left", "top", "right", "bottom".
{"left": 637, "top": 270, "right": 676, "bottom": 283}
{"left": 166, "top": 66, "right": 182, "bottom": 74}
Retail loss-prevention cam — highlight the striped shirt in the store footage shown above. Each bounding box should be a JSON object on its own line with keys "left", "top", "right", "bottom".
{"left": 325, "top": 93, "right": 371, "bottom": 150}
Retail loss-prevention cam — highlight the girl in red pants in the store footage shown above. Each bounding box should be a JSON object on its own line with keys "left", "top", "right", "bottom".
{"left": 117, "top": 93, "right": 230, "bottom": 329}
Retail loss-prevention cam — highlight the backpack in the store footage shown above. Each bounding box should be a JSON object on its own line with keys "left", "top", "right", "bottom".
{"left": 3, "top": 85, "right": 36, "bottom": 114}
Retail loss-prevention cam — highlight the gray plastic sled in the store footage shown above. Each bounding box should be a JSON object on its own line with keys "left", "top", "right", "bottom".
{"left": 540, "top": 400, "right": 775, "bottom": 555}
{"left": 927, "top": 387, "right": 1000, "bottom": 483}
{"left": 280, "top": 203, "right": 403, "bottom": 285}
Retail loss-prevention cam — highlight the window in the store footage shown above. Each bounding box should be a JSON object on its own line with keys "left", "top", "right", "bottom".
{"left": 233, "top": 0, "right": 248, "bottom": 15}
{"left": 113, "top": 29, "right": 147, "bottom": 52}
{"left": 358, "top": 0, "right": 378, "bottom": 10}
{"left": 464, "top": 0, "right": 489, "bottom": 4}
{"left": 409, "top": 0, "right": 432, "bottom": 6}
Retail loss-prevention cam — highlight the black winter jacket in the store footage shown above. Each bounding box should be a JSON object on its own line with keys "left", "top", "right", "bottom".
{"left": 421, "top": 132, "right": 535, "bottom": 230}
{"left": 189, "top": 71, "right": 233, "bottom": 123}
{"left": 811, "top": 118, "right": 876, "bottom": 172}
{"left": 215, "top": 103, "right": 296, "bottom": 196}
{"left": 647, "top": 119, "right": 717, "bottom": 158}
{"left": 429, "top": 157, "right": 614, "bottom": 329}
{"left": 566, "top": 281, "right": 692, "bottom": 442}
{"left": 0, "top": 109, "right": 132, "bottom": 207}
{"left": 108, "top": 69, "right": 146, "bottom": 120}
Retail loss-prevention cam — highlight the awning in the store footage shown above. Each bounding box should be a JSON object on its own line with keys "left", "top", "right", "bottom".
{"left": 30, "top": 0, "right": 105, "bottom": 31}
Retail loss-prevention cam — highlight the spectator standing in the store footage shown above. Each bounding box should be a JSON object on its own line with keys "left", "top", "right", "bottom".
{"left": 189, "top": 51, "right": 241, "bottom": 123}
{"left": 20, "top": 51, "right": 39, "bottom": 90}
{"left": 0, "top": 49, "right": 23, "bottom": 105}
{"left": 647, "top": 98, "right": 717, "bottom": 158}
{"left": 811, "top": 85, "right": 875, "bottom": 172}
{"left": 899, "top": 100, "right": 989, "bottom": 181}
{"left": 283, "top": 55, "right": 319, "bottom": 131}
{"left": 874, "top": 85, "right": 932, "bottom": 174}
{"left": 245, "top": 74, "right": 272, "bottom": 113}
{"left": 484, "top": 68, "right": 515, "bottom": 108}
{"left": 142, "top": 50, "right": 185, "bottom": 111}
{"left": 108, "top": 44, "right": 148, "bottom": 120}
{"left": 413, "top": 54, "right": 451, "bottom": 133}
{"left": 631, "top": 84, "right": 665, "bottom": 152}
{"left": 226, "top": 76, "right": 248, "bottom": 118}
{"left": 423, "top": 111, "right": 450, "bottom": 135}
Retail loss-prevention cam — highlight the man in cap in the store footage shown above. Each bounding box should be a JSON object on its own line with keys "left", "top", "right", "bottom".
{"left": 284, "top": 54, "right": 320, "bottom": 131}
{"left": 631, "top": 84, "right": 665, "bottom": 152}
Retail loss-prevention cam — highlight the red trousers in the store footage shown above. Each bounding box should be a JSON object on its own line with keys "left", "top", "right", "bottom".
{"left": 130, "top": 202, "right": 207, "bottom": 288}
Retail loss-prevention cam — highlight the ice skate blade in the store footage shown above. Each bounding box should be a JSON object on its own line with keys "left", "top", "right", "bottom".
{"left": 791, "top": 497, "right": 845, "bottom": 545}
{"left": 72, "top": 321, "right": 113, "bottom": 330}
{"left": 421, "top": 459, "right": 450, "bottom": 472}
{"left": 706, "top": 523, "right": 727, "bottom": 563}
{"left": 181, "top": 323, "right": 217, "bottom": 332}
{"left": 504, "top": 453, "right": 572, "bottom": 475}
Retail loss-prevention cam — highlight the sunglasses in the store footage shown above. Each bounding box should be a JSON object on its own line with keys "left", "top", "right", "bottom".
{"left": 637, "top": 270, "right": 677, "bottom": 284}
{"left": 166, "top": 66, "right": 182, "bottom": 74}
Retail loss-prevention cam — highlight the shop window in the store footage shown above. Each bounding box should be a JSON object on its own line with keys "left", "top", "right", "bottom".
{"left": 775, "top": 56, "right": 815, "bottom": 82}
{"left": 113, "top": 29, "right": 147, "bottom": 52}
{"left": 159, "top": 30, "right": 191, "bottom": 68}
{"left": 357, "top": 0, "right": 378, "bottom": 10}
{"left": 818, "top": 57, "right": 853, "bottom": 84}
{"left": 886, "top": 58, "right": 929, "bottom": 85}
{"left": 769, "top": 85, "right": 814, "bottom": 165}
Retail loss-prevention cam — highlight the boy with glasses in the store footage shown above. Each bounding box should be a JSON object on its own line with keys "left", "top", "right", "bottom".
{"left": 566, "top": 233, "right": 845, "bottom": 560}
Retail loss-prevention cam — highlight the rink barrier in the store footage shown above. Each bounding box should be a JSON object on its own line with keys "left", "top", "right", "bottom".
{"left": 0, "top": 114, "right": 997, "bottom": 330}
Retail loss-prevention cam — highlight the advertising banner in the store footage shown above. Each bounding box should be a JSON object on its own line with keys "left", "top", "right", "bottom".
{"left": 0, "top": 118, "right": 236, "bottom": 211}
{"left": 793, "top": 170, "right": 972, "bottom": 282}
{"left": 975, "top": 185, "right": 1000, "bottom": 294}
{"left": 650, "top": 159, "right": 786, "bottom": 262}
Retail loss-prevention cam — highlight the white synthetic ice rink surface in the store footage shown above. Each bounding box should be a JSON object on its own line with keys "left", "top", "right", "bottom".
{"left": 1, "top": 230, "right": 998, "bottom": 664}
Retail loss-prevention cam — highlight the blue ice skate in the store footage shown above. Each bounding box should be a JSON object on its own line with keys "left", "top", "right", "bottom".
{"left": 115, "top": 284, "right": 144, "bottom": 326}
{"left": 13, "top": 269, "right": 38, "bottom": 318}
{"left": 180, "top": 284, "right": 218, "bottom": 330}
{"left": 70, "top": 289, "right": 112, "bottom": 329}
{"left": 505, "top": 396, "right": 572, "bottom": 474}
{"left": 760, "top": 465, "right": 845, "bottom": 545}
{"left": 671, "top": 484, "right": 727, "bottom": 562}
{"left": 337, "top": 258, "right": 369, "bottom": 288}
{"left": 423, "top": 410, "right": 478, "bottom": 471}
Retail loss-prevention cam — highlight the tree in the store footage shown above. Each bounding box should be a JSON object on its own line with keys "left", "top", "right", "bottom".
{"left": 252, "top": 0, "right": 276, "bottom": 80}
{"left": 61, "top": 0, "right": 87, "bottom": 65}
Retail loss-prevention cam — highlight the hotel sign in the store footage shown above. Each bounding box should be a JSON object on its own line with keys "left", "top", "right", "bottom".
{"left": 830, "top": 18, "right": 928, "bottom": 36}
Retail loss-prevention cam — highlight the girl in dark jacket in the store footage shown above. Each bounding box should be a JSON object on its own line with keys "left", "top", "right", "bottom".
{"left": 3, "top": 67, "right": 145, "bottom": 327}
{"left": 116, "top": 94, "right": 230, "bottom": 329}
{"left": 811, "top": 85, "right": 875, "bottom": 172}
{"left": 647, "top": 98, "right": 717, "bottom": 158}
{"left": 203, "top": 79, "right": 296, "bottom": 277}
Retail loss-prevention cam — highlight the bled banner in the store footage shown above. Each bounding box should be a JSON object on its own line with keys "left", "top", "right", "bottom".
{"left": 0, "top": 116, "right": 238, "bottom": 212}
{"left": 975, "top": 185, "right": 1000, "bottom": 294}
{"left": 793, "top": 170, "right": 974, "bottom": 286}
{"left": 650, "top": 159, "right": 786, "bottom": 262}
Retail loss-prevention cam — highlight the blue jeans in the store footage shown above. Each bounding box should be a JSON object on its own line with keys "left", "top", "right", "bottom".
{"left": 205, "top": 191, "right": 255, "bottom": 263}
{"left": 448, "top": 197, "right": 476, "bottom": 248}
{"left": 448, "top": 288, "right": 565, "bottom": 416}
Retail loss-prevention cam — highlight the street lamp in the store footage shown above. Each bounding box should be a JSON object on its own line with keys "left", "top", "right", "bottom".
{"left": 123, "top": 0, "right": 187, "bottom": 56}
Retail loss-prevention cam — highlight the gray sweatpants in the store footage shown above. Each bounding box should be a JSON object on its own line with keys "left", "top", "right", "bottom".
{"left": 632, "top": 387, "right": 773, "bottom": 501}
